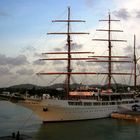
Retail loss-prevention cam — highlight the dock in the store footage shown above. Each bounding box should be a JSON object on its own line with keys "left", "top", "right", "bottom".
{"left": 111, "top": 112, "right": 140, "bottom": 122}
{"left": 0, "top": 132, "right": 32, "bottom": 140}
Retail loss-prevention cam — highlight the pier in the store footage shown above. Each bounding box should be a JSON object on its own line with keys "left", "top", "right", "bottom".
{"left": 0, "top": 132, "right": 32, "bottom": 140}
{"left": 111, "top": 112, "right": 140, "bottom": 122}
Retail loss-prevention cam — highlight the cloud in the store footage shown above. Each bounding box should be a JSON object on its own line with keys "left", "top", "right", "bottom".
{"left": 123, "top": 45, "right": 133, "bottom": 55}
{"left": 53, "top": 60, "right": 64, "bottom": 65}
{"left": 72, "top": 43, "right": 83, "bottom": 50}
{"left": 0, "top": 10, "right": 10, "bottom": 17}
{"left": 34, "top": 52, "right": 42, "bottom": 57}
{"left": 136, "top": 11, "right": 140, "bottom": 18}
{"left": 75, "top": 61, "right": 91, "bottom": 67}
{"left": 113, "top": 1, "right": 140, "bottom": 19}
{"left": 115, "top": 63, "right": 132, "bottom": 71}
{"left": 51, "top": 43, "right": 83, "bottom": 52}
{"left": 137, "top": 45, "right": 140, "bottom": 49}
{"left": 33, "top": 60, "right": 46, "bottom": 65}
{"left": 85, "top": 0, "right": 94, "bottom": 8}
{"left": 16, "top": 68, "right": 34, "bottom": 75}
{"left": 113, "top": 8, "right": 131, "bottom": 20}
{"left": 0, "top": 67, "right": 12, "bottom": 76}
{"left": 53, "top": 48, "right": 62, "bottom": 52}
{"left": 76, "top": 61, "right": 85, "bottom": 66}
{"left": 20, "top": 45, "right": 36, "bottom": 53}
{"left": 10, "top": 55, "right": 29, "bottom": 65}
{"left": 98, "top": 63, "right": 108, "bottom": 70}
{"left": 55, "top": 67, "right": 66, "bottom": 72}
{"left": 64, "top": 43, "right": 83, "bottom": 51}
{"left": 0, "top": 54, "right": 29, "bottom": 66}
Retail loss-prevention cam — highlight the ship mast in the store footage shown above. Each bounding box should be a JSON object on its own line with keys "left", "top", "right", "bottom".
{"left": 92, "top": 12, "right": 127, "bottom": 89}
{"left": 134, "top": 35, "right": 137, "bottom": 90}
{"left": 67, "top": 7, "right": 71, "bottom": 96}
{"left": 38, "top": 7, "right": 90, "bottom": 97}
{"left": 38, "top": 10, "right": 133, "bottom": 95}
{"left": 108, "top": 13, "right": 111, "bottom": 89}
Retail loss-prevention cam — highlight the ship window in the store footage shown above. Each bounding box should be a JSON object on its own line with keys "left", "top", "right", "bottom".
{"left": 110, "top": 102, "right": 115, "bottom": 105}
{"left": 129, "top": 101, "right": 134, "bottom": 103}
{"left": 93, "top": 102, "right": 100, "bottom": 106}
{"left": 68, "top": 102, "right": 74, "bottom": 105}
{"left": 135, "top": 100, "right": 139, "bottom": 103}
{"left": 102, "top": 102, "right": 106, "bottom": 105}
{"left": 103, "top": 102, "right": 108, "bottom": 105}
{"left": 84, "top": 102, "right": 92, "bottom": 106}
{"left": 112, "top": 102, "right": 115, "bottom": 105}
{"left": 76, "top": 102, "right": 82, "bottom": 106}
{"left": 122, "top": 101, "right": 128, "bottom": 104}
{"left": 68, "top": 101, "right": 82, "bottom": 106}
{"left": 101, "top": 102, "right": 108, "bottom": 105}
{"left": 117, "top": 102, "right": 121, "bottom": 105}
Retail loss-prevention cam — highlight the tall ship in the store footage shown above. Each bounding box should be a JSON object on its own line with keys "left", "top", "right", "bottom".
{"left": 1, "top": 7, "right": 140, "bottom": 122}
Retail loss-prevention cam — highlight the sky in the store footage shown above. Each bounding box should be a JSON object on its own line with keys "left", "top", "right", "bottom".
{"left": 0, "top": 0, "right": 140, "bottom": 87}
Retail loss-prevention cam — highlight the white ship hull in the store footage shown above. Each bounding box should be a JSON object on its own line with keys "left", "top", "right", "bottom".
{"left": 18, "top": 98, "right": 140, "bottom": 122}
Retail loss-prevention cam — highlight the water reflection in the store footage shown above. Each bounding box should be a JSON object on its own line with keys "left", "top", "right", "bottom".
{"left": 0, "top": 101, "right": 140, "bottom": 140}
{"left": 36, "top": 119, "right": 140, "bottom": 140}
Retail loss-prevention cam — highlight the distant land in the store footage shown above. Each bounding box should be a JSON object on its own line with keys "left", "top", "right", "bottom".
{"left": 0, "top": 83, "right": 132, "bottom": 89}
{"left": 0, "top": 83, "right": 138, "bottom": 91}
{"left": 0, "top": 83, "right": 139, "bottom": 98}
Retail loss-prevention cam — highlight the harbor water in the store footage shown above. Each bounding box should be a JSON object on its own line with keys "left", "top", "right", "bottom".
{"left": 0, "top": 101, "right": 140, "bottom": 140}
